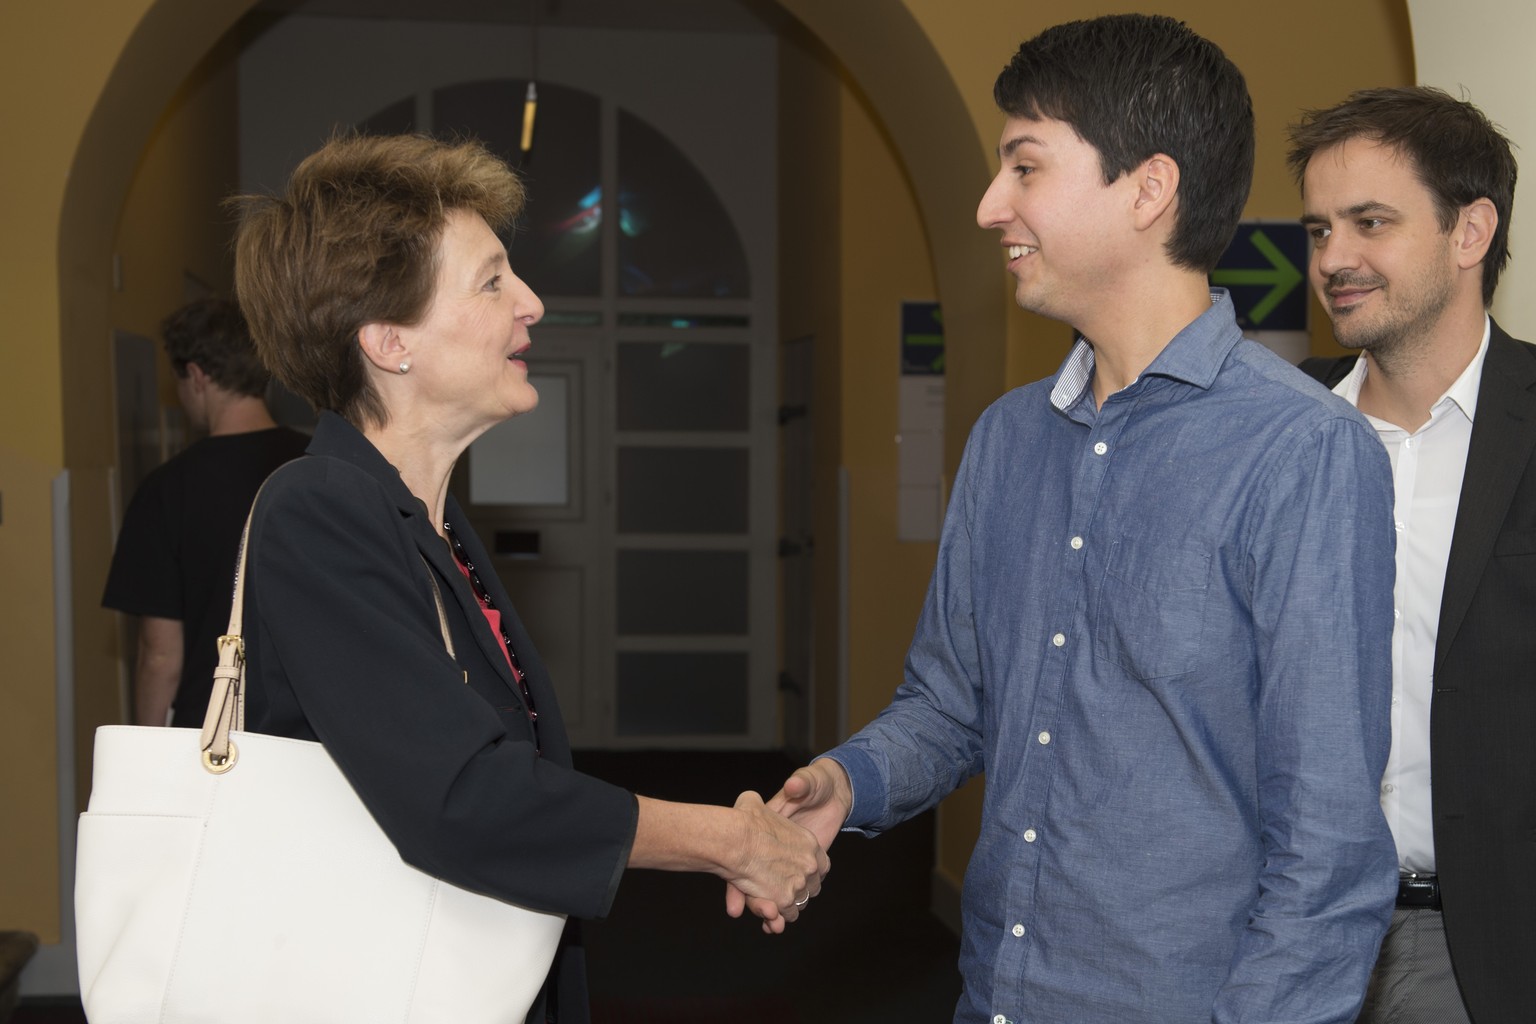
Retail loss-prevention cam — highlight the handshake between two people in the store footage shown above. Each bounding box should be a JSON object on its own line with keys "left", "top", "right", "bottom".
{"left": 724, "top": 758, "right": 853, "bottom": 934}
{"left": 628, "top": 757, "right": 852, "bottom": 932}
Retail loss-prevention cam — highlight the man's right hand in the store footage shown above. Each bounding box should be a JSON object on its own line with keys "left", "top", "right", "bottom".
{"left": 767, "top": 759, "right": 852, "bottom": 851}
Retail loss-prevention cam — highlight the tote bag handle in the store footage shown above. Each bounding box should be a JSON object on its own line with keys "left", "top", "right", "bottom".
{"left": 198, "top": 478, "right": 458, "bottom": 773}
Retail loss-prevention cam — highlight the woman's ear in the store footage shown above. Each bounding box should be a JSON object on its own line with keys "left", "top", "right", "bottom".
{"left": 357, "top": 322, "right": 408, "bottom": 375}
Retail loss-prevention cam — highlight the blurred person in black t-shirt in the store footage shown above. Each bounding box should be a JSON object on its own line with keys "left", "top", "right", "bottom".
{"left": 103, "top": 297, "right": 309, "bottom": 726}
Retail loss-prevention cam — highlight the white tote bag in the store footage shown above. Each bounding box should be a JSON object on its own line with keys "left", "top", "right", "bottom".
{"left": 76, "top": 492, "right": 565, "bottom": 1023}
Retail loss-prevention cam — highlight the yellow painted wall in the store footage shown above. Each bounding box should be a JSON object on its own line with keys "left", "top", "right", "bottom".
{"left": 0, "top": 0, "right": 247, "bottom": 944}
{"left": 112, "top": 36, "right": 242, "bottom": 387}
{"left": 1408, "top": 0, "right": 1536, "bottom": 339}
{"left": 839, "top": 86, "right": 941, "bottom": 733}
{"left": 0, "top": 5, "right": 157, "bottom": 468}
{"left": 776, "top": 22, "right": 845, "bottom": 754}
{"left": 0, "top": 0, "right": 162, "bottom": 944}
{"left": 0, "top": 449, "right": 64, "bottom": 939}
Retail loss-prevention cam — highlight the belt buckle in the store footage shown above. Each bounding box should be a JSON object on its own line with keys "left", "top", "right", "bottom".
{"left": 1396, "top": 873, "right": 1441, "bottom": 910}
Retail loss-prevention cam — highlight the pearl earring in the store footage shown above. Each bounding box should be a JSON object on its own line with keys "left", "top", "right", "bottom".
{"left": 398, "top": 362, "right": 410, "bottom": 374}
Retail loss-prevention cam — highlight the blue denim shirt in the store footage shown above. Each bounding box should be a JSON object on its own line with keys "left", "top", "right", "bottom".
{"left": 829, "top": 293, "right": 1397, "bottom": 1023}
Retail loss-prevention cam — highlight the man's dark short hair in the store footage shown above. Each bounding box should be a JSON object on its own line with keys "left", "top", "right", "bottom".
{"left": 161, "top": 297, "right": 270, "bottom": 398}
{"left": 993, "top": 13, "right": 1254, "bottom": 273}
{"left": 1287, "top": 86, "right": 1518, "bottom": 307}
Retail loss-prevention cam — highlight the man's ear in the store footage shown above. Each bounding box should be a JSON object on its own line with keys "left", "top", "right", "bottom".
{"left": 1453, "top": 197, "right": 1497, "bottom": 272}
{"left": 357, "top": 321, "right": 408, "bottom": 374}
{"left": 184, "top": 362, "right": 210, "bottom": 392}
{"left": 1132, "top": 153, "right": 1180, "bottom": 232}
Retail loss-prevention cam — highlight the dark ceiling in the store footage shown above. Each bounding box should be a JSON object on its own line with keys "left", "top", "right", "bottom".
{"left": 251, "top": 0, "right": 775, "bottom": 33}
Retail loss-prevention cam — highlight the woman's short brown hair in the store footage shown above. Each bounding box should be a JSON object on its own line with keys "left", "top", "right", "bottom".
{"left": 231, "top": 133, "right": 525, "bottom": 427}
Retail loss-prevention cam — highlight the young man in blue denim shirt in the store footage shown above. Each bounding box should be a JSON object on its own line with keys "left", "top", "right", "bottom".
{"left": 735, "top": 14, "right": 1399, "bottom": 1023}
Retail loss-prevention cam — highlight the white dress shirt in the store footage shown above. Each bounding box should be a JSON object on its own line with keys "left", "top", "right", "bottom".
{"left": 1332, "top": 316, "right": 1490, "bottom": 873}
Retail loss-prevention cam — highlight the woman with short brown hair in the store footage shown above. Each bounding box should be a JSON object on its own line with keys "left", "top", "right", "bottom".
{"left": 230, "top": 133, "right": 824, "bottom": 1023}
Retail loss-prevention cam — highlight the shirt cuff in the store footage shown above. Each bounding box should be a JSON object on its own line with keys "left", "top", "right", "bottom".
{"left": 817, "top": 747, "right": 885, "bottom": 838}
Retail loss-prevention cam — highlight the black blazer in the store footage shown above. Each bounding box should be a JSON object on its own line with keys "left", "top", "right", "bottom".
{"left": 1302, "top": 321, "right": 1536, "bottom": 1023}
{"left": 244, "top": 412, "right": 637, "bottom": 1024}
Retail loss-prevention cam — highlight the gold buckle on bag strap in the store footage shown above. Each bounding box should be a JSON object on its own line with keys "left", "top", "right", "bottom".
{"left": 201, "top": 740, "right": 239, "bottom": 774}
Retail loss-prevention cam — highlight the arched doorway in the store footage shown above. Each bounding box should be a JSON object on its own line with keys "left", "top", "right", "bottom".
{"left": 236, "top": 35, "right": 780, "bottom": 747}
{"left": 26, "top": 0, "right": 985, "bottom": 992}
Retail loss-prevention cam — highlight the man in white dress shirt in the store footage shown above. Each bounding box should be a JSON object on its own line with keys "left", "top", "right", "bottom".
{"left": 1290, "top": 86, "right": 1531, "bottom": 1024}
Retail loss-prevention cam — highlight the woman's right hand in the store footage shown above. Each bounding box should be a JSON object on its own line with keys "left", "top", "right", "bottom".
{"left": 628, "top": 792, "right": 829, "bottom": 934}
{"left": 721, "top": 790, "right": 830, "bottom": 932}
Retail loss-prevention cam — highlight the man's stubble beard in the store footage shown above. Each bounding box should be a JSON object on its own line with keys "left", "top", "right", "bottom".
{"left": 1327, "top": 260, "right": 1455, "bottom": 377}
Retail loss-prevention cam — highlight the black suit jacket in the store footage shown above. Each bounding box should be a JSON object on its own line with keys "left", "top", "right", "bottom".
{"left": 244, "top": 412, "right": 637, "bottom": 1024}
{"left": 1301, "top": 320, "right": 1536, "bottom": 1023}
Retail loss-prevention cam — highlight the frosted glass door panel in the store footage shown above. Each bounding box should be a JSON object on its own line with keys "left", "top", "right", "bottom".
{"left": 616, "top": 342, "right": 749, "bottom": 431}
{"left": 617, "top": 550, "right": 748, "bottom": 635}
{"left": 616, "top": 446, "right": 747, "bottom": 533}
{"left": 469, "top": 374, "right": 570, "bottom": 507}
{"left": 616, "top": 652, "right": 749, "bottom": 736}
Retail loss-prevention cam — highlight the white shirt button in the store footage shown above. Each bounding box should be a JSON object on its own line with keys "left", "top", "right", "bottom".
{"left": 1404, "top": 437, "right": 1414, "bottom": 449}
{"left": 1038, "top": 731, "right": 1051, "bottom": 745}
{"left": 994, "top": 1016, "right": 1008, "bottom": 1024}
{"left": 1093, "top": 441, "right": 1108, "bottom": 455}
{"left": 1382, "top": 783, "right": 1396, "bottom": 794}
{"left": 1392, "top": 696, "right": 1400, "bottom": 707}
{"left": 1023, "top": 828, "right": 1037, "bottom": 843}
{"left": 1012, "top": 923, "right": 1026, "bottom": 938}
{"left": 1052, "top": 633, "right": 1065, "bottom": 647}
{"left": 1395, "top": 521, "right": 1405, "bottom": 532}
{"left": 1394, "top": 608, "right": 1402, "bottom": 619}
{"left": 1070, "top": 536, "right": 1084, "bottom": 550}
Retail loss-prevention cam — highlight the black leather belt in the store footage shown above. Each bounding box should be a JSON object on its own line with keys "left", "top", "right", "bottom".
{"left": 1397, "top": 874, "right": 1441, "bottom": 910}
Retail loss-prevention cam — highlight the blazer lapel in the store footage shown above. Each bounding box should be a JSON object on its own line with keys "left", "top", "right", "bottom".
{"left": 373, "top": 471, "right": 520, "bottom": 703}
{"left": 1436, "top": 323, "right": 1536, "bottom": 675}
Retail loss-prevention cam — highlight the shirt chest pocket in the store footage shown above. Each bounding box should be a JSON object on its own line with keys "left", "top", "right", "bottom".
{"left": 1093, "top": 540, "right": 1212, "bottom": 680}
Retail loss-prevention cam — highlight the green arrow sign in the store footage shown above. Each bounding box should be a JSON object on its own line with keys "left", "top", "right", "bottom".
{"left": 1211, "top": 228, "right": 1303, "bottom": 326}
